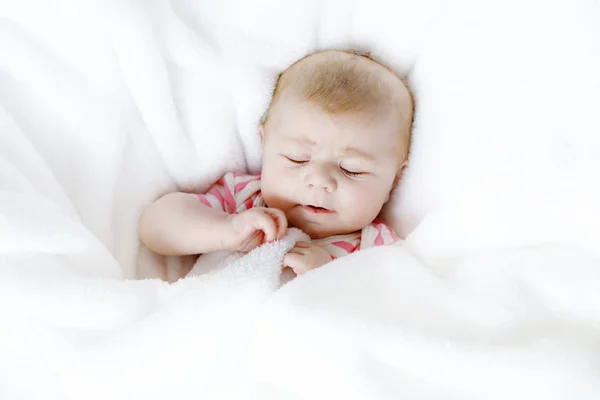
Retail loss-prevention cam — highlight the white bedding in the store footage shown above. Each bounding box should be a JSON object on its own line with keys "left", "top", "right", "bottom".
{"left": 2, "top": 0, "right": 600, "bottom": 398}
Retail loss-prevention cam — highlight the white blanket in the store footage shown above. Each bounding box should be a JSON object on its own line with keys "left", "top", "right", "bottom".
{"left": 2, "top": 0, "right": 600, "bottom": 398}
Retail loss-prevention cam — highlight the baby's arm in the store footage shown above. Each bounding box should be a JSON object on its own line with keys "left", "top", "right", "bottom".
{"left": 138, "top": 192, "right": 234, "bottom": 256}
{"left": 138, "top": 192, "right": 288, "bottom": 256}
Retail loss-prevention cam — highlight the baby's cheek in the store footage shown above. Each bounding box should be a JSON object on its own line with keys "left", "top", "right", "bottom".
{"left": 261, "top": 179, "right": 294, "bottom": 211}
{"left": 346, "top": 188, "right": 382, "bottom": 221}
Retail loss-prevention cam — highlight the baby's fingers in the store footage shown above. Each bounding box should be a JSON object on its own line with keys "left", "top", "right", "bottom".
{"left": 287, "top": 246, "right": 306, "bottom": 256}
{"left": 283, "top": 253, "right": 308, "bottom": 276}
{"left": 252, "top": 212, "right": 278, "bottom": 242}
{"left": 264, "top": 208, "right": 288, "bottom": 239}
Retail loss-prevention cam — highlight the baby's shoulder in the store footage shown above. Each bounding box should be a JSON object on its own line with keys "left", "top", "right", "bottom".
{"left": 361, "top": 218, "right": 400, "bottom": 247}
{"left": 220, "top": 171, "right": 261, "bottom": 182}
{"left": 217, "top": 172, "right": 262, "bottom": 191}
{"left": 221, "top": 172, "right": 262, "bottom": 210}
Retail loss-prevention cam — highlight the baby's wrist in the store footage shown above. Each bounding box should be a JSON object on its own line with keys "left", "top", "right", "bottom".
{"left": 192, "top": 213, "right": 236, "bottom": 253}
{"left": 216, "top": 213, "right": 237, "bottom": 251}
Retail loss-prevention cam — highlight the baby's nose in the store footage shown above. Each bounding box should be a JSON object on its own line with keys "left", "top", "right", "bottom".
{"left": 304, "top": 166, "right": 337, "bottom": 192}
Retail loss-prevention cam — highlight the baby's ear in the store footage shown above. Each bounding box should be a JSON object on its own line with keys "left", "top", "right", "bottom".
{"left": 386, "top": 176, "right": 399, "bottom": 203}
{"left": 399, "top": 160, "right": 408, "bottom": 176}
{"left": 391, "top": 161, "right": 409, "bottom": 191}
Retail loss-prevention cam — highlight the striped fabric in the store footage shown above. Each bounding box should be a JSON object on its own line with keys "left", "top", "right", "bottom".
{"left": 194, "top": 172, "right": 400, "bottom": 258}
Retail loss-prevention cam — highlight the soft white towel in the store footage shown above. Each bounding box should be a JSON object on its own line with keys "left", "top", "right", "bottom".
{"left": 187, "top": 227, "right": 311, "bottom": 286}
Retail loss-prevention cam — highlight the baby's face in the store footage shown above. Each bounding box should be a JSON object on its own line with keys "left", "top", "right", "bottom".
{"left": 260, "top": 99, "right": 401, "bottom": 239}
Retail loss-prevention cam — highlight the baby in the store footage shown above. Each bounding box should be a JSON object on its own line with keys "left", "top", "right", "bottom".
{"left": 138, "top": 50, "right": 413, "bottom": 279}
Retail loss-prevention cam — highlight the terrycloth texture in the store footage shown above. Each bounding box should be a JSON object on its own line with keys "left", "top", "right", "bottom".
{"left": 187, "top": 227, "right": 310, "bottom": 282}
{"left": 2, "top": 0, "right": 600, "bottom": 399}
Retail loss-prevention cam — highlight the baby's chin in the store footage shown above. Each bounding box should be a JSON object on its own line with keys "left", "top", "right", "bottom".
{"left": 289, "top": 217, "right": 362, "bottom": 239}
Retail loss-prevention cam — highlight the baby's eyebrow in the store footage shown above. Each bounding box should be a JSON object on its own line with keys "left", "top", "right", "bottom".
{"left": 341, "top": 146, "right": 375, "bottom": 161}
{"left": 285, "top": 137, "right": 316, "bottom": 146}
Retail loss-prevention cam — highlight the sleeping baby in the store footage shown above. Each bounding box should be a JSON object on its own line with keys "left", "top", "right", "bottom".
{"left": 138, "top": 50, "right": 413, "bottom": 279}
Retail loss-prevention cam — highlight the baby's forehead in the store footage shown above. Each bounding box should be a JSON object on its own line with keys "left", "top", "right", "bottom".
{"left": 272, "top": 94, "right": 403, "bottom": 135}
{"left": 274, "top": 101, "right": 401, "bottom": 146}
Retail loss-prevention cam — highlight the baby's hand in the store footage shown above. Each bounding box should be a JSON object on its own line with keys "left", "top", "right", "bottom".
{"left": 226, "top": 207, "right": 288, "bottom": 252}
{"left": 283, "top": 242, "right": 332, "bottom": 276}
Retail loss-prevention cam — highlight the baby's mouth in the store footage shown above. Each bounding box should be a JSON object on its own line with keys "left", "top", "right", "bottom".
{"left": 300, "top": 204, "right": 334, "bottom": 214}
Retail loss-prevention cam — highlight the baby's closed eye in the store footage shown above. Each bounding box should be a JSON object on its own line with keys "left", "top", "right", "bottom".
{"left": 284, "top": 155, "right": 309, "bottom": 164}
{"left": 340, "top": 167, "right": 365, "bottom": 177}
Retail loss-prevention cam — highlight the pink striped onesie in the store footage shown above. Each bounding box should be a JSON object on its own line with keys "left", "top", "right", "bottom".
{"left": 195, "top": 172, "right": 400, "bottom": 259}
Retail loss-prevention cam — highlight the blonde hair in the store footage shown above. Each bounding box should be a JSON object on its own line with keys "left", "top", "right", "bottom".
{"left": 265, "top": 50, "right": 414, "bottom": 163}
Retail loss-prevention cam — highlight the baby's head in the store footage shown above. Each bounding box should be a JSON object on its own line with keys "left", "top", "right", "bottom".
{"left": 260, "top": 50, "right": 413, "bottom": 239}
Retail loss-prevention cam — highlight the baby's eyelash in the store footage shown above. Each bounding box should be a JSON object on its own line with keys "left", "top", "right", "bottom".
{"left": 285, "top": 156, "right": 308, "bottom": 164}
{"left": 340, "top": 167, "right": 364, "bottom": 177}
